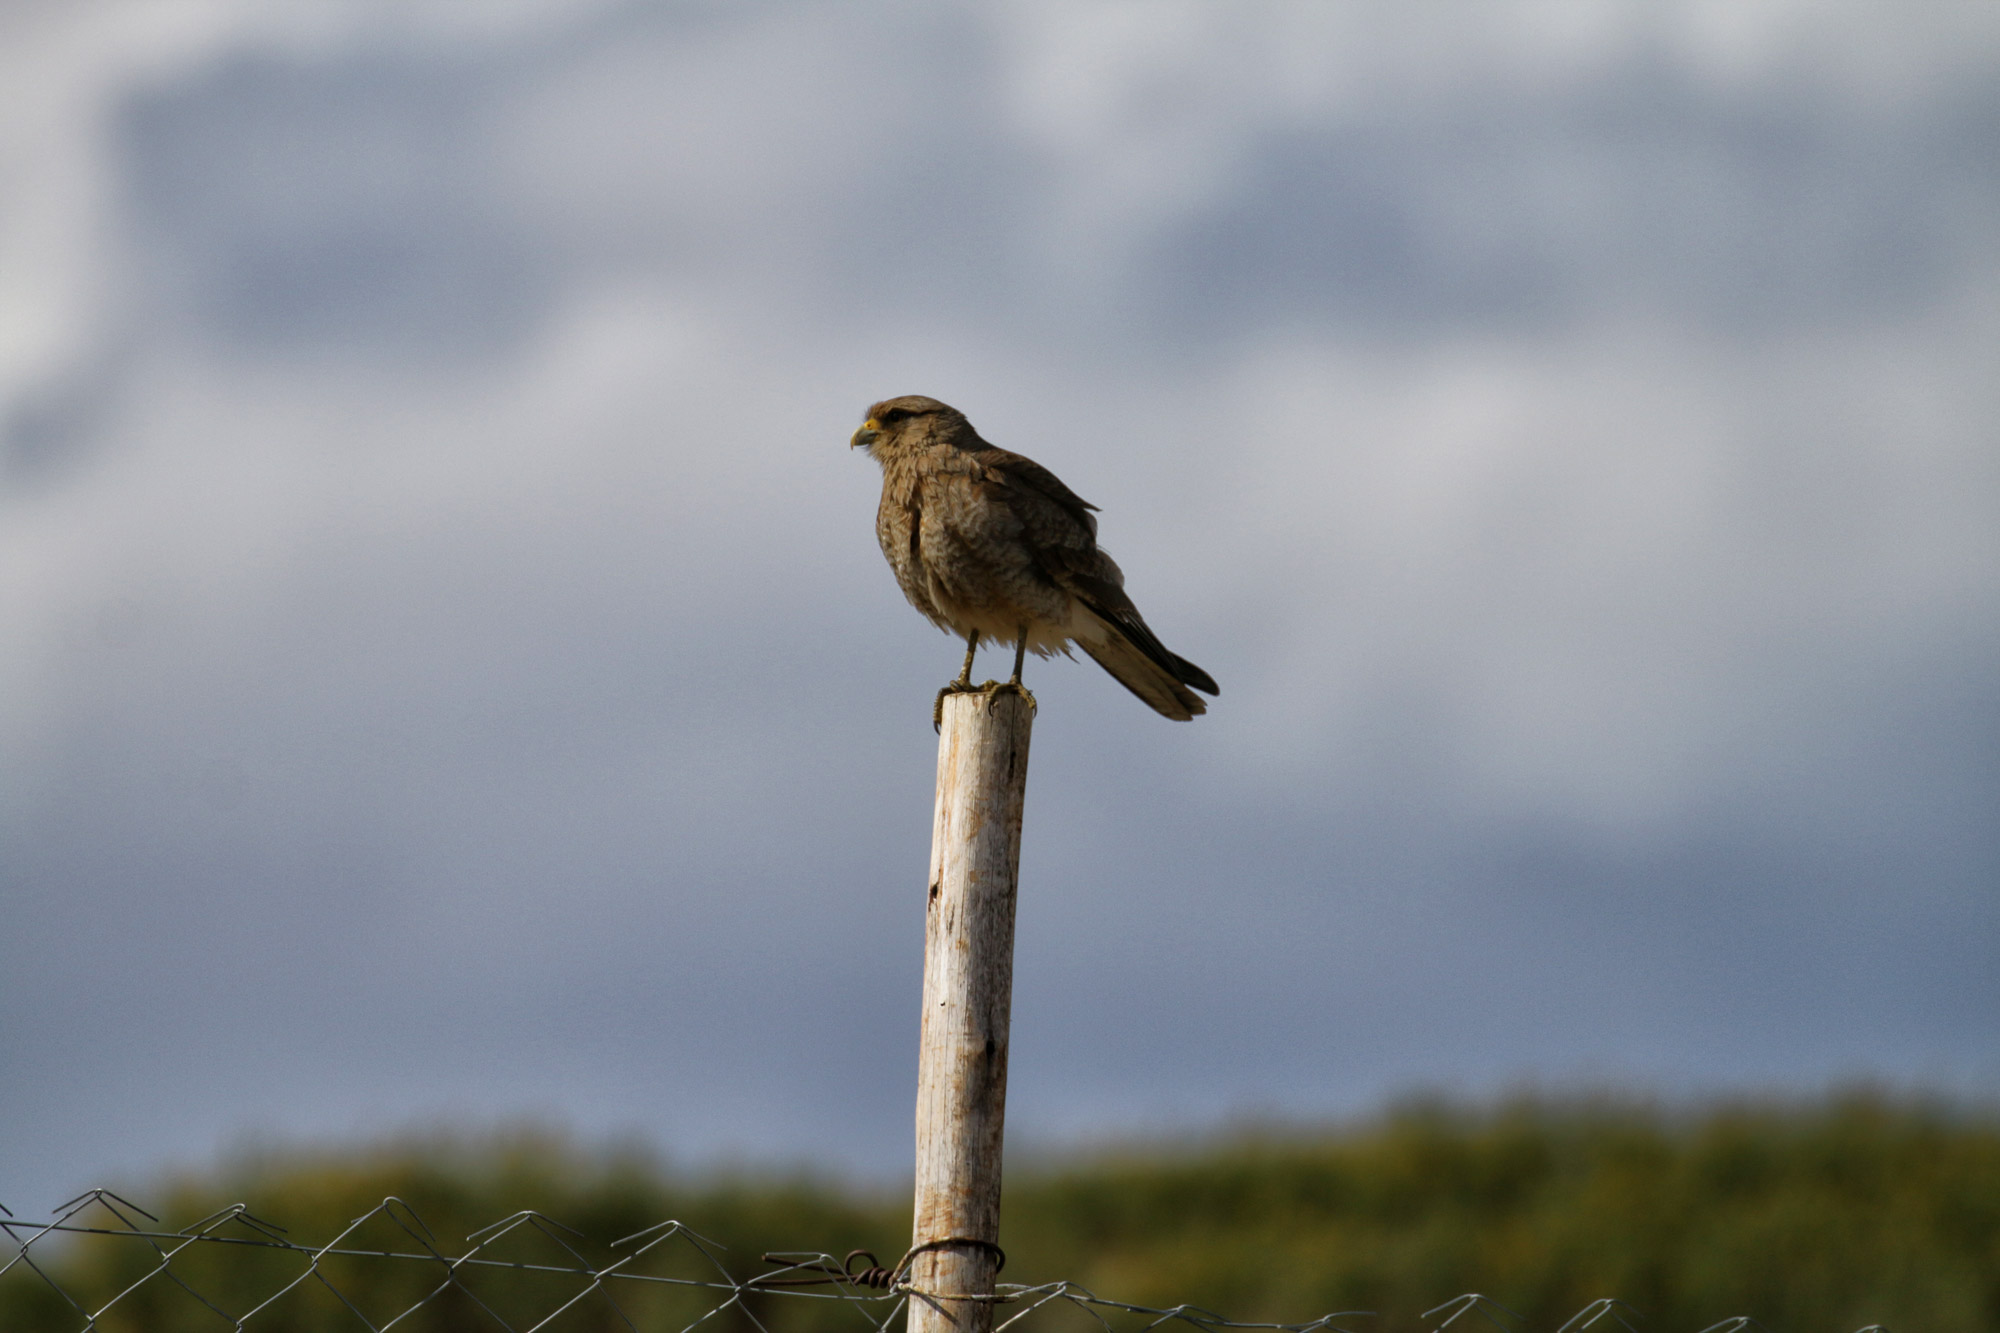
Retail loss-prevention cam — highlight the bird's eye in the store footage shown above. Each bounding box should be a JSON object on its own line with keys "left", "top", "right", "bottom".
{"left": 881, "top": 408, "right": 909, "bottom": 423}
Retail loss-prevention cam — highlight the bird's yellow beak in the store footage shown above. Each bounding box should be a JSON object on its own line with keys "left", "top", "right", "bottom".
{"left": 850, "top": 418, "right": 883, "bottom": 449}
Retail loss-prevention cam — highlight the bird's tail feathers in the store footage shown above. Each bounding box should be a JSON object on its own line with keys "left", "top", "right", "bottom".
{"left": 1053, "top": 567, "right": 1217, "bottom": 718}
{"left": 1078, "top": 619, "right": 1211, "bottom": 721}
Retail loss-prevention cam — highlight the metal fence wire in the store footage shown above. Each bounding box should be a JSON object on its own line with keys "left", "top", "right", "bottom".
{"left": 0, "top": 1190, "right": 1854, "bottom": 1333}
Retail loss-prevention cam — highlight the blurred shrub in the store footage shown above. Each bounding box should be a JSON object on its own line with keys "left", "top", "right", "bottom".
{"left": 4, "top": 1093, "right": 1995, "bottom": 1332}
{"left": 999, "top": 1091, "right": 2000, "bottom": 1332}
{"left": 0, "top": 1129, "right": 902, "bottom": 1333}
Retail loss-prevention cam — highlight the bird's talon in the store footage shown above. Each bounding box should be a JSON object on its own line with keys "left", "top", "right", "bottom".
{"left": 934, "top": 678, "right": 987, "bottom": 730}
{"left": 934, "top": 678, "right": 1036, "bottom": 726}
{"left": 979, "top": 679, "right": 1036, "bottom": 715}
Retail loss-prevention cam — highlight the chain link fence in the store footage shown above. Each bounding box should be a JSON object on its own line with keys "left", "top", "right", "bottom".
{"left": 0, "top": 1188, "right": 1879, "bottom": 1333}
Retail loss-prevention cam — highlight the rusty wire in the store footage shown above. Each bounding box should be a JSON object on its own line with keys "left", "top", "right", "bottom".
{"left": 758, "top": 1237, "right": 1006, "bottom": 1293}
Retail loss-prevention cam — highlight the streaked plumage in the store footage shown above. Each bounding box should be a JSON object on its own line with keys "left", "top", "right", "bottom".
{"left": 850, "top": 395, "right": 1217, "bottom": 720}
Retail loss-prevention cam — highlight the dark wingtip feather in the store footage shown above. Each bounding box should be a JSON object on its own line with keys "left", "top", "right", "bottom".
{"left": 1173, "top": 655, "right": 1218, "bottom": 696}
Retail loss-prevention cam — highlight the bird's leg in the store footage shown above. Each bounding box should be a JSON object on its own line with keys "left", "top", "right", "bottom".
{"left": 981, "top": 626, "right": 1037, "bottom": 716}
{"left": 934, "top": 631, "right": 983, "bottom": 730}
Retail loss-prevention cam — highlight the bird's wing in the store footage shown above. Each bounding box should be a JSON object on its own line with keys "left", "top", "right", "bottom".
{"left": 977, "top": 447, "right": 1219, "bottom": 715}
{"left": 973, "top": 447, "right": 1099, "bottom": 544}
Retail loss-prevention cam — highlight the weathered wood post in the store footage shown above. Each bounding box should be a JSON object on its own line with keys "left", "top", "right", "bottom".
{"left": 907, "top": 689, "right": 1034, "bottom": 1333}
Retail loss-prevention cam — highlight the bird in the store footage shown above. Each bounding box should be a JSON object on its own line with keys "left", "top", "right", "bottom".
{"left": 850, "top": 395, "right": 1218, "bottom": 724}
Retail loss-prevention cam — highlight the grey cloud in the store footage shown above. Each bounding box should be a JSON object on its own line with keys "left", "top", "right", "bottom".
{"left": 3, "top": 338, "right": 138, "bottom": 484}
{"left": 2, "top": 1, "right": 1996, "bottom": 1216}
{"left": 102, "top": 5, "right": 1037, "bottom": 363}
{"left": 1152, "top": 61, "right": 2000, "bottom": 340}
{"left": 92, "top": 5, "right": 2000, "bottom": 377}
{"left": 119, "top": 47, "right": 557, "bottom": 358}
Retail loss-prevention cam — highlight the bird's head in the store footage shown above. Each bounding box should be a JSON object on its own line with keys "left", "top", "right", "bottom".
{"left": 849, "top": 395, "right": 963, "bottom": 453}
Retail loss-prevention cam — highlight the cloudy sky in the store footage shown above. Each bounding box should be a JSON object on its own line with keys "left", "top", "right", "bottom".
{"left": 3, "top": 0, "right": 1996, "bottom": 1215}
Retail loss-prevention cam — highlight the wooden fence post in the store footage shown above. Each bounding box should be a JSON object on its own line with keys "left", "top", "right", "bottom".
{"left": 908, "top": 689, "right": 1034, "bottom": 1333}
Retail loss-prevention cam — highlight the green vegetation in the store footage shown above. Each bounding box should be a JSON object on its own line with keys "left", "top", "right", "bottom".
{"left": 1002, "top": 1093, "right": 2000, "bottom": 1332}
{"left": 4, "top": 1093, "right": 1996, "bottom": 1332}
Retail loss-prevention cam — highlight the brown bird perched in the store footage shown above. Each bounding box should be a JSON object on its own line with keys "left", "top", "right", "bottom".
{"left": 850, "top": 395, "right": 1218, "bottom": 723}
